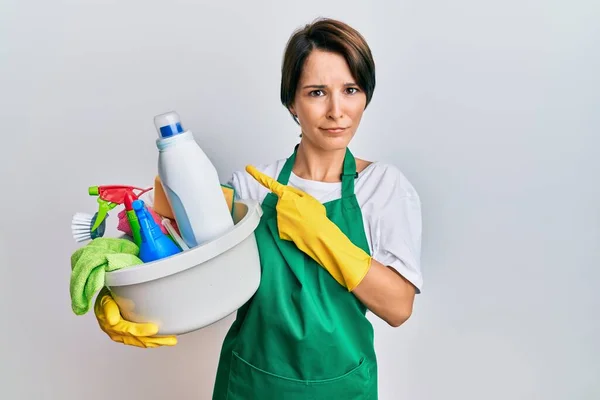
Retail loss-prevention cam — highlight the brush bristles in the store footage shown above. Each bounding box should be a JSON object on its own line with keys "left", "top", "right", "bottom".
{"left": 72, "top": 213, "right": 94, "bottom": 223}
{"left": 73, "top": 232, "right": 92, "bottom": 242}
{"left": 71, "top": 227, "right": 91, "bottom": 233}
{"left": 72, "top": 212, "right": 95, "bottom": 242}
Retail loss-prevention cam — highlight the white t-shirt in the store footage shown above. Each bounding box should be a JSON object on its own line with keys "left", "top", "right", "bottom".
{"left": 228, "top": 159, "right": 423, "bottom": 293}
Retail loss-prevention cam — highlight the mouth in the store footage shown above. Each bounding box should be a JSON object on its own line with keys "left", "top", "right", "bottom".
{"left": 320, "top": 127, "right": 348, "bottom": 134}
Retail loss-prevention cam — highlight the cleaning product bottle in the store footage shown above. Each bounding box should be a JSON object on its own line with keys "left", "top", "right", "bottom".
{"left": 133, "top": 199, "right": 181, "bottom": 262}
{"left": 154, "top": 111, "right": 234, "bottom": 248}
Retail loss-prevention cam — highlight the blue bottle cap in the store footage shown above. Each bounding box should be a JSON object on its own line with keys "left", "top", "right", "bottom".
{"left": 154, "top": 111, "right": 184, "bottom": 138}
{"left": 132, "top": 199, "right": 144, "bottom": 212}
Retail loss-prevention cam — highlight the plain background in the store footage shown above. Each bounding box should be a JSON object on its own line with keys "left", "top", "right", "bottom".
{"left": 1, "top": 0, "right": 598, "bottom": 399}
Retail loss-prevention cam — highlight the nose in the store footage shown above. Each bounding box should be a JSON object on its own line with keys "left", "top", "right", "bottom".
{"left": 326, "top": 93, "right": 344, "bottom": 120}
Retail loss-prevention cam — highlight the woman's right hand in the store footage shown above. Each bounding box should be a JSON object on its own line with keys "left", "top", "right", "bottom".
{"left": 94, "top": 287, "right": 177, "bottom": 348}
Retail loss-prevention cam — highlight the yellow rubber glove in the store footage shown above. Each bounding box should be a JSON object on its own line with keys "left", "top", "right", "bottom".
{"left": 246, "top": 165, "right": 372, "bottom": 291}
{"left": 94, "top": 287, "right": 177, "bottom": 348}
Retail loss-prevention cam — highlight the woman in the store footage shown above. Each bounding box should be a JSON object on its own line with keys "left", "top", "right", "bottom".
{"left": 94, "top": 17, "right": 423, "bottom": 399}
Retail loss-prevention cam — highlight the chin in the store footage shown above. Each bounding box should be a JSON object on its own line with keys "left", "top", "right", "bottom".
{"left": 309, "top": 131, "right": 354, "bottom": 151}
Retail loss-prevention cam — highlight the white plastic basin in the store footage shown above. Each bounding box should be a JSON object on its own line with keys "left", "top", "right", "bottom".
{"left": 104, "top": 199, "right": 263, "bottom": 335}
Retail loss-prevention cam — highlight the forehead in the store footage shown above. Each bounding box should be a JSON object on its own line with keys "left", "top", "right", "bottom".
{"left": 299, "top": 49, "right": 354, "bottom": 84}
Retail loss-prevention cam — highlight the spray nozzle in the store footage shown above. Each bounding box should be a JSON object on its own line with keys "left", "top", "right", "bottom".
{"left": 87, "top": 185, "right": 153, "bottom": 231}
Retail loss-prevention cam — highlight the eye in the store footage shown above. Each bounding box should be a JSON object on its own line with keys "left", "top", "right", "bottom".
{"left": 345, "top": 87, "right": 360, "bottom": 95}
{"left": 309, "top": 90, "right": 324, "bottom": 97}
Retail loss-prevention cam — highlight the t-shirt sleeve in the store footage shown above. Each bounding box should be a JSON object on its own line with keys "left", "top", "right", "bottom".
{"left": 371, "top": 175, "right": 423, "bottom": 293}
{"left": 226, "top": 163, "right": 277, "bottom": 203}
{"left": 227, "top": 171, "right": 246, "bottom": 201}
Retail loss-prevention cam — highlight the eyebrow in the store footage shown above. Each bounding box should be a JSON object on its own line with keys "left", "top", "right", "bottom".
{"left": 302, "top": 82, "right": 358, "bottom": 89}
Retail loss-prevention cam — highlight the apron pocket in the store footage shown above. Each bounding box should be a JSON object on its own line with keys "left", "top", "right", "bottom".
{"left": 226, "top": 351, "right": 374, "bottom": 400}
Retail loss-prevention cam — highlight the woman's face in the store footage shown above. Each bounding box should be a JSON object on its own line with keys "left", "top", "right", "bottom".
{"left": 290, "top": 49, "right": 367, "bottom": 152}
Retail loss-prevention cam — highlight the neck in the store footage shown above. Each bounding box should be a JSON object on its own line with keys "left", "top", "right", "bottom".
{"left": 293, "top": 140, "right": 346, "bottom": 182}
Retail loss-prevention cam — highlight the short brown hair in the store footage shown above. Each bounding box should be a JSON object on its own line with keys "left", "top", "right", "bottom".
{"left": 280, "top": 18, "right": 376, "bottom": 123}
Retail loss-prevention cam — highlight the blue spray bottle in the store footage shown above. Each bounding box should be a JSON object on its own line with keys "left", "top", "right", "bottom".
{"left": 133, "top": 199, "right": 181, "bottom": 262}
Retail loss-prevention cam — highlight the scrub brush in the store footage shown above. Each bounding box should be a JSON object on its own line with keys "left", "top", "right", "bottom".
{"left": 71, "top": 212, "right": 107, "bottom": 242}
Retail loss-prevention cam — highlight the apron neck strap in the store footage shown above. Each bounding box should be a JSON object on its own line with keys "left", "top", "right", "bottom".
{"left": 276, "top": 144, "right": 357, "bottom": 198}
{"left": 340, "top": 147, "right": 358, "bottom": 199}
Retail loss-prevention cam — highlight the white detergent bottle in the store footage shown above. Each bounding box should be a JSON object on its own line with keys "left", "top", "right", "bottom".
{"left": 154, "top": 111, "right": 234, "bottom": 248}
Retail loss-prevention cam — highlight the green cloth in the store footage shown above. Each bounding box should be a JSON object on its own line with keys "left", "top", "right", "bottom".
{"left": 70, "top": 237, "right": 143, "bottom": 315}
{"left": 212, "top": 146, "right": 378, "bottom": 399}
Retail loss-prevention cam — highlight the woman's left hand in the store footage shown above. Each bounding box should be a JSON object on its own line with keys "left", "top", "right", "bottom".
{"left": 246, "top": 165, "right": 372, "bottom": 291}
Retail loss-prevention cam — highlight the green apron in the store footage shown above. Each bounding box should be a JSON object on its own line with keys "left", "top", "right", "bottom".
{"left": 212, "top": 146, "right": 378, "bottom": 400}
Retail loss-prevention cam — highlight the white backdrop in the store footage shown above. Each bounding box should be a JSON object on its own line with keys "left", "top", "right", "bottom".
{"left": 1, "top": 0, "right": 598, "bottom": 399}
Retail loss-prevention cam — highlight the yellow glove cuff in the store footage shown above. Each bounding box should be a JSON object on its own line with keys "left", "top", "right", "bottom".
{"left": 293, "top": 218, "right": 372, "bottom": 291}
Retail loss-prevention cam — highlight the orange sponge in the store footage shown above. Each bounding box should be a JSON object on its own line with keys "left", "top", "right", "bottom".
{"left": 220, "top": 183, "right": 236, "bottom": 217}
{"left": 153, "top": 175, "right": 235, "bottom": 219}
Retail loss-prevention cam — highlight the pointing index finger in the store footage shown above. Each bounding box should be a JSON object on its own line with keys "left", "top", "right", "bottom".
{"left": 245, "top": 165, "right": 286, "bottom": 197}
